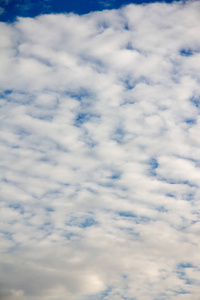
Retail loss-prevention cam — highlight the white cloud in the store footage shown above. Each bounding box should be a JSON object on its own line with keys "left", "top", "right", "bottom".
{"left": 1, "top": 1, "right": 200, "bottom": 299}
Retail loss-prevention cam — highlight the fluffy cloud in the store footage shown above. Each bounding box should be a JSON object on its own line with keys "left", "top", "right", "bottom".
{"left": 1, "top": 1, "right": 200, "bottom": 299}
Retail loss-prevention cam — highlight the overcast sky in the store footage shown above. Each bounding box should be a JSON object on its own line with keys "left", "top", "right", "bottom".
{"left": 1, "top": 1, "right": 200, "bottom": 300}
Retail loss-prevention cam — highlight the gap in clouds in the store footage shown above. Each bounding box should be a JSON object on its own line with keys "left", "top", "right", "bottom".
{"left": 0, "top": 0, "right": 181, "bottom": 22}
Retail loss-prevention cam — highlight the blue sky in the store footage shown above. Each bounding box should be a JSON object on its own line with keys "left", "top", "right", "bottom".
{"left": 0, "top": 1, "right": 200, "bottom": 300}
{"left": 1, "top": 0, "right": 181, "bottom": 21}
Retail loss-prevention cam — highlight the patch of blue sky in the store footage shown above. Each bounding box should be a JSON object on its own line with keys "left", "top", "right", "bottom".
{"left": 33, "top": 56, "right": 53, "bottom": 68}
{"left": 172, "top": 287, "right": 191, "bottom": 296}
{"left": 42, "top": 188, "right": 62, "bottom": 200}
{"left": 119, "top": 211, "right": 151, "bottom": 224}
{"left": 11, "top": 145, "right": 20, "bottom": 149}
{"left": 38, "top": 223, "right": 54, "bottom": 239}
{"left": 185, "top": 118, "right": 196, "bottom": 124}
{"left": 190, "top": 97, "right": 200, "bottom": 108}
{"left": 79, "top": 53, "right": 106, "bottom": 73}
{"left": 66, "top": 88, "right": 92, "bottom": 102}
{"left": 82, "top": 134, "right": 98, "bottom": 148}
{"left": 178, "top": 262, "right": 195, "bottom": 269}
{"left": 166, "top": 193, "right": 175, "bottom": 198}
{"left": 2, "top": 177, "right": 14, "bottom": 184}
{"left": 154, "top": 292, "right": 171, "bottom": 300}
{"left": 45, "top": 207, "right": 54, "bottom": 212}
{"left": 0, "top": 89, "right": 13, "bottom": 98}
{"left": 8, "top": 203, "right": 21, "bottom": 209}
{"left": 138, "top": 216, "right": 152, "bottom": 223}
{"left": 39, "top": 222, "right": 52, "bottom": 230}
{"left": 119, "top": 211, "right": 137, "bottom": 218}
{"left": 122, "top": 273, "right": 128, "bottom": 279}
{"left": 156, "top": 206, "right": 168, "bottom": 213}
{"left": 120, "top": 96, "right": 136, "bottom": 106}
{"left": 164, "top": 288, "right": 191, "bottom": 298}
{"left": 185, "top": 193, "right": 194, "bottom": 201}
{"left": 166, "top": 187, "right": 195, "bottom": 201}
{"left": 125, "top": 42, "right": 134, "bottom": 50}
{"left": 75, "top": 112, "right": 99, "bottom": 127}
{"left": 62, "top": 183, "right": 70, "bottom": 187}
{"left": 185, "top": 279, "right": 194, "bottom": 285}
{"left": 172, "top": 215, "right": 192, "bottom": 230}
{"left": 97, "top": 19, "right": 111, "bottom": 31}
{"left": 66, "top": 215, "right": 97, "bottom": 228}
{"left": 125, "top": 75, "right": 150, "bottom": 90}
{"left": 179, "top": 49, "right": 193, "bottom": 56}
{"left": 86, "top": 187, "right": 98, "bottom": 194}
{"left": 0, "top": 90, "right": 33, "bottom": 105}
{"left": 8, "top": 203, "right": 24, "bottom": 214}
{"left": 177, "top": 290, "right": 191, "bottom": 294}
{"left": 0, "top": 0, "right": 180, "bottom": 23}
{"left": 85, "top": 286, "right": 113, "bottom": 300}
{"left": 178, "top": 157, "right": 198, "bottom": 164}
{"left": 120, "top": 226, "right": 140, "bottom": 238}
{"left": 191, "top": 219, "right": 200, "bottom": 226}
{"left": 176, "top": 269, "right": 185, "bottom": 280}
{"left": 39, "top": 156, "right": 51, "bottom": 163}
{"left": 112, "top": 128, "right": 126, "bottom": 144}
{"left": 79, "top": 218, "right": 97, "bottom": 228}
{"left": 158, "top": 177, "right": 196, "bottom": 187}
{"left": 38, "top": 155, "right": 57, "bottom": 165}
{"left": 176, "top": 263, "right": 196, "bottom": 285}
{"left": 109, "top": 170, "right": 121, "bottom": 180}
{"left": 97, "top": 171, "right": 125, "bottom": 191}
{"left": 88, "top": 287, "right": 137, "bottom": 300}
{"left": 62, "top": 232, "right": 78, "bottom": 240}
{"left": 148, "top": 158, "right": 158, "bottom": 176}
{"left": 16, "top": 128, "right": 30, "bottom": 140}
{"left": 1, "top": 231, "right": 13, "bottom": 241}
{"left": 124, "top": 77, "right": 136, "bottom": 90}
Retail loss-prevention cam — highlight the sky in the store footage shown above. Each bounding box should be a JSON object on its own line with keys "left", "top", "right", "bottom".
{"left": 0, "top": 0, "right": 200, "bottom": 300}
{"left": 0, "top": 0, "right": 181, "bottom": 22}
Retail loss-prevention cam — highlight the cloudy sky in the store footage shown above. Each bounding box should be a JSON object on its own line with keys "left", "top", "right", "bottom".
{"left": 1, "top": 0, "right": 200, "bottom": 299}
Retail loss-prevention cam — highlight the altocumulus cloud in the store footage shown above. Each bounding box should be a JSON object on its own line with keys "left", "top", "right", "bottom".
{"left": 1, "top": 1, "right": 200, "bottom": 299}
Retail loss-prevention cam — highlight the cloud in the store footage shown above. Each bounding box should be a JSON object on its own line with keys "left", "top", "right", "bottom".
{"left": 0, "top": 1, "right": 200, "bottom": 299}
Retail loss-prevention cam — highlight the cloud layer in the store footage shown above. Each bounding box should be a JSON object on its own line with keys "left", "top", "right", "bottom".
{"left": 1, "top": 1, "right": 200, "bottom": 299}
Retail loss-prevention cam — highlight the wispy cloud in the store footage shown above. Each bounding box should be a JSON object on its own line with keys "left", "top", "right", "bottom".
{"left": 1, "top": 1, "right": 200, "bottom": 299}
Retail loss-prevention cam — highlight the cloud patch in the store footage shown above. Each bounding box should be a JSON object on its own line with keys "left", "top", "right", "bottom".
{"left": 1, "top": 1, "right": 200, "bottom": 299}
